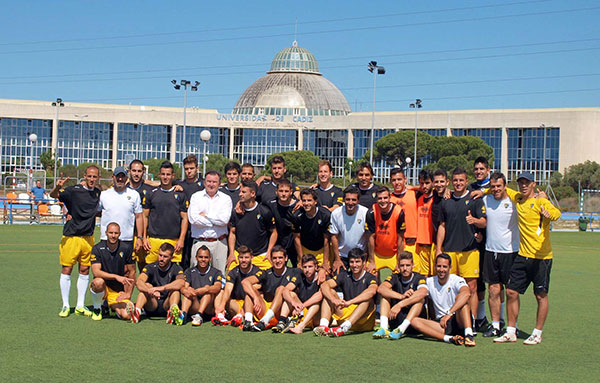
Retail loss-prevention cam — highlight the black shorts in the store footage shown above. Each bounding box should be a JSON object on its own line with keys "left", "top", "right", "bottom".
{"left": 146, "top": 297, "right": 168, "bottom": 317}
{"left": 437, "top": 315, "right": 463, "bottom": 336}
{"left": 389, "top": 302, "right": 426, "bottom": 334}
{"left": 476, "top": 242, "right": 486, "bottom": 293}
{"left": 507, "top": 255, "right": 552, "bottom": 295}
{"left": 483, "top": 251, "right": 518, "bottom": 285}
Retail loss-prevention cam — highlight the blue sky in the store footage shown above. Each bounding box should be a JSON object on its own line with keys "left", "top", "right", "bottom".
{"left": 1, "top": 0, "right": 598, "bottom": 112}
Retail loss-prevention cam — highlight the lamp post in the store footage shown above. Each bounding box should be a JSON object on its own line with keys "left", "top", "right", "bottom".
{"left": 172, "top": 79, "right": 199, "bottom": 179}
{"left": 74, "top": 114, "right": 88, "bottom": 166}
{"left": 51, "top": 98, "right": 64, "bottom": 184}
{"left": 200, "top": 129, "right": 211, "bottom": 177}
{"left": 409, "top": 99, "right": 422, "bottom": 185}
{"left": 367, "top": 61, "right": 385, "bottom": 165}
{"left": 346, "top": 160, "right": 353, "bottom": 188}
{"left": 541, "top": 124, "right": 547, "bottom": 184}
{"left": 28, "top": 133, "right": 38, "bottom": 190}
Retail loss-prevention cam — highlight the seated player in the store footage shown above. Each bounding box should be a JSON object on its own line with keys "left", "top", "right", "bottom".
{"left": 279, "top": 253, "right": 324, "bottom": 334}
{"left": 89, "top": 222, "right": 136, "bottom": 321}
{"left": 373, "top": 251, "right": 427, "bottom": 339}
{"left": 241, "top": 245, "right": 299, "bottom": 332}
{"left": 411, "top": 253, "right": 476, "bottom": 346}
{"left": 180, "top": 246, "right": 223, "bottom": 326}
{"left": 314, "top": 248, "right": 378, "bottom": 337}
{"left": 129, "top": 243, "right": 185, "bottom": 324}
{"left": 212, "top": 246, "right": 260, "bottom": 327}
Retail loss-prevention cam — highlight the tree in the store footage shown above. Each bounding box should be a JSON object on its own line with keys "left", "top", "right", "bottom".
{"left": 264, "top": 151, "right": 321, "bottom": 183}
{"left": 368, "top": 130, "right": 435, "bottom": 167}
{"left": 204, "top": 154, "right": 237, "bottom": 176}
{"left": 562, "top": 160, "right": 600, "bottom": 191}
{"left": 145, "top": 158, "right": 181, "bottom": 179}
{"left": 39, "top": 150, "right": 60, "bottom": 172}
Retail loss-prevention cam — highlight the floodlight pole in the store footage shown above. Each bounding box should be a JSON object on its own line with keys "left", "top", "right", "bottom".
{"left": 368, "top": 61, "right": 385, "bottom": 165}
{"left": 409, "top": 99, "right": 422, "bottom": 185}
{"left": 172, "top": 79, "right": 199, "bottom": 179}
{"left": 541, "top": 124, "right": 547, "bottom": 183}
{"left": 51, "top": 98, "right": 64, "bottom": 185}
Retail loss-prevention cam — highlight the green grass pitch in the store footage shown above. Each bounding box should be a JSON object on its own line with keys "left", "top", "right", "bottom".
{"left": 0, "top": 226, "right": 598, "bottom": 382}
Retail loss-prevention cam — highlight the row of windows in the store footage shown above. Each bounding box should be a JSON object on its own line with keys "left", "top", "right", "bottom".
{"left": 233, "top": 129, "right": 297, "bottom": 167}
{"left": 303, "top": 130, "right": 348, "bottom": 178}
{"left": 452, "top": 128, "right": 503, "bottom": 170}
{"left": 233, "top": 107, "right": 348, "bottom": 116}
{"left": 175, "top": 127, "right": 230, "bottom": 164}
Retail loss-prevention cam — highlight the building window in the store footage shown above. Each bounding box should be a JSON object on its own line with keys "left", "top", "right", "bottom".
{"left": 118, "top": 123, "right": 170, "bottom": 165}
{"left": 303, "top": 129, "right": 348, "bottom": 178}
{"left": 507, "top": 127, "right": 559, "bottom": 182}
{"left": 233, "top": 128, "right": 297, "bottom": 168}
{"left": 176, "top": 126, "right": 230, "bottom": 164}
{"left": 0, "top": 118, "right": 52, "bottom": 173}
{"left": 451, "top": 128, "right": 502, "bottom": 170}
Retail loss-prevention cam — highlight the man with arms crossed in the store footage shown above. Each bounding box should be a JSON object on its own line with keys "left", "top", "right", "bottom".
{"left": 314, "top": 248, "right": 378, "bottom": 337}
{"left": 142, "top": 161, "right": 188, "bottom": 265}
{"left": 411, "top": 253, "right": 476, "bottom": 346}
{"left": 479, "top": 172, "right": 518, "bottom": 337}
{"left": 241, "top": 246, "right": 299, "bottom": 331}
{"left": 211, "top": 246, "right": 260, "bottom": 327}
{"left": 373, "top": 251, "right": 427, "bottom": 339}
{"left": 187, "top": 170, "right": 232, "bottom": 276}
{"left": 89, "top": 222, "right": 136, "bottom": 321}
{"left": 366, "top": 186, "right": 406, "bottom": 276}
{"left": 50, "top": 165, "right": 101, "bottom": 318}
{"left": 280, "top": 253, "right": 324, "bottom": 334}
{"left": 436, "top": 168, "right": 486, "bottom": 322}
{"left": 227, "top": 180, "right": 277, "bottom": 270}
{"left": 180, "top": 246, "right": 223, "bottom": 326}
{"left": 494, "top": 171, "right": 561, "bottom": 345}
{"left": 129, "top": 243, "right": 185, "bottom": 324}
{"left": 329, "top": 186, "right": 369, "bottom": 273}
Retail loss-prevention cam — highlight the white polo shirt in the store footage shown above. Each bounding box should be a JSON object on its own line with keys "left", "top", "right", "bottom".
{"left": 187, "top": 189, "right": 232, "bottom": 239}
{"left": 419, "top": 274, "right": 468, "bottom": 320}
{"left": 328, "top": 204, "right": 369, "bottom": 258}
{"left": 98, "top": 187, "right": 142, "bottom": 241}
{"left": 483, "top": 194, "right": 520, "bottom": 253}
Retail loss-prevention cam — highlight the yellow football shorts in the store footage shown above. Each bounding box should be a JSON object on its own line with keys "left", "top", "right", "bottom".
{"left": 332, "top": 304, "right": 376, "bottom": 332}
{"left": 414, "top": 244, "right": 433, "bottom": 276}
{"left": 105, "top": 286, "right": 131, "bottom": 307}
{"left": 369, "top": 252, "right": 398, "bottom": 272}
{"left": 146, "top": 237, "right": 182, "bottom": 264}
{"left": 59, "top": 235, "right": 94, "bottom": 267}
{"left": 301, "top": 246, "right": 325, "bottom": 267}
{"left": 228, "top": 250, "right": 272, "bottom": 271}
{"left": 447, "top": 249, "right": 480, "bottom": 278}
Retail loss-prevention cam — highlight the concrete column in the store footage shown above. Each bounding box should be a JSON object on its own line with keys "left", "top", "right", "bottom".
{"left": 297, "top": 126, "right": 303, "bottom": 151}
{"left": 170, "top": 124, "right": 177, "bottom": 163}
{"left": 112, "top": 122, "right": 119, "bottom": 169}
{"left": 347, "top": 128, "right": 354, "bottom": 159}
{"left": 229, "top": 126, "right": 235, "bottom": 160}
{"left": 501, "top": 126, "right": 509, "bottom": 175}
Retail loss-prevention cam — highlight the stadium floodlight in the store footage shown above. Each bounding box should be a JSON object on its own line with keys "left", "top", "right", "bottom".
{"left": 409, "top": 99, "right": 423, "bottom": 185}
{"left": 51, "top": 98, "right": 65, "bottom": 185}
{"left": 172, "top": 79, "right": 200, "bottom": 179}
{"left": 367, "top": 61, "right": 386, "bottom": 166}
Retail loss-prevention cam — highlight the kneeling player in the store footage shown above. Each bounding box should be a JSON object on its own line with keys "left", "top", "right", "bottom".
{"left": 241, "top": 245, "right": 299, "bottom": 331}
{"left": 278, "top": 253, "right": 323, "bottom": 334}
{"left": 180, "top": 246, "right": 223, "bottom": 326}
{"left": 314, "top": 248, "right": 378, "bottom": 337}
{"left": 373, "top": 251, "right": 427, "bottom": 339}
{"left": 89, "top": 222, "right": 136, "bottom": 321}
{"left": 411, "top": 253, "right": 476, "bottom": 346}
{"left": 129, "top": 243, "right": 185, "bottom": 324}
{"left": 212, "top": 246, "right": 260, "bottom": 327}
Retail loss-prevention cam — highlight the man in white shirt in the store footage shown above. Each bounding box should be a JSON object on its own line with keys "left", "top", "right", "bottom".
{"left": 187, "top": 170, "right": 232, "bottom": 276}
{"left": 329, "top": 186, "right": 369, "bottom": 273}
{"left": 98, "top": 167, "right": 144, "bottom": 246}
{"left": 482, "top": 172, "right": 519, "bottom": 337}
{"left": 411, "top": 253, "right": 476, "bottom": 347}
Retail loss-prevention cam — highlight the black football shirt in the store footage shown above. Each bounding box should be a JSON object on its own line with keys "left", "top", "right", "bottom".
{"left": 291, "top": 207, "right": 331, "bottom": 251}
{"left": 58, "top": 185, "right": 101, "bottom": 237}
{"left": 226, "top": 265, "right": 260, "bottom": 300}
{"left": 91, "top": 240, "right": 135, "bottom": 291}
{"left": 145, "top": 187, "right": 187, "bottom": 239}
{"left": 230, "top": 203, "right": 275, "bottom": 255}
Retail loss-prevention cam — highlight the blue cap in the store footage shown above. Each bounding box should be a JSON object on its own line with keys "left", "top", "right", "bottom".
{"left": 517, "top": 171, "right": 535, "bottom": 182}
{"left": 113, "top": 166, "right": 127, "bottom": 176}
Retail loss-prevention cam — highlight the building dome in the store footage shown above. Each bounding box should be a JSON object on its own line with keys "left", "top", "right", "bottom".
{"left": 233, "top": 42, "right": 351, "bottom": 116}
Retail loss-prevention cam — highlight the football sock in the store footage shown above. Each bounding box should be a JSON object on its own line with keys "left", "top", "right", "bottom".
{"left": 492, "top": 321, "right": 500, "bottom": 330}
{"left": 319, "top": 318, "right": 330, "bottom": 327}
{"left": 500, "top": 302, "right": 506, "bottom": 321}
{"left": 464, "top": 327, "right": 474, "bottom": 336}
{"left": 443, "top": 335, "right": 452, "bottom": 343}
{"left": 340, "top": 320, "right": 352, "bottom": 332}
{"left": 76, "top": 274, "right": 89, "bottom": 309}
{"left": 532, "top": 328, "right": 543, "bottom": 337}
{"left": 90, "top": 288, "right": 104, "bottom": 310}
{"left": 477, "top": 300, "right": 486, "bottom": 320}
{"left": 380, "top": 316, "right": 389, "bottom": 330}
{"left": 398, "top": 319, "right": 411, "bottom": 333}
{"left": 261, "top": 309, "right": 275, "bottom": 324}
{"left": 59, "top": 274, "right": 71, "bottom": 308}
{"left": 506, "top": 326, "right": 516, "bottom": 335}
{"left": 244, "top": 312, "right": 253, "bottom": 323}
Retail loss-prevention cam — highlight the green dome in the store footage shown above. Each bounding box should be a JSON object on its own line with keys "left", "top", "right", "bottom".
{"left": 269, "top": 41, "right": 320, "bottom": 74}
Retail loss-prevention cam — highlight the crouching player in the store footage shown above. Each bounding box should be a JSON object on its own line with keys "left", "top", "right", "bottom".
{"left": 314, "top": 248, "right": 377, "bottom": 337}
{"left": 180, "top": 246, "right": 223, "bottom": 326}
{"left": 211, "top": 246, "right": 260, "bottom": 327}
{"left": 373, "top": 251, "right": 427, "bottom": 339}
{"left": 89, "top": 222, "right": 136, "bottom": 321}
{"left": 411, "top": 253, "right": 476, "bottom": 346}
{"left": 241, "top": 245, "right": 299, "bottom": 331}
{"left": 129, "top": 243, "right": 185, "bottom": 324}
{"left": 278, "top": 253, "right": 324, "bottom": 334}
